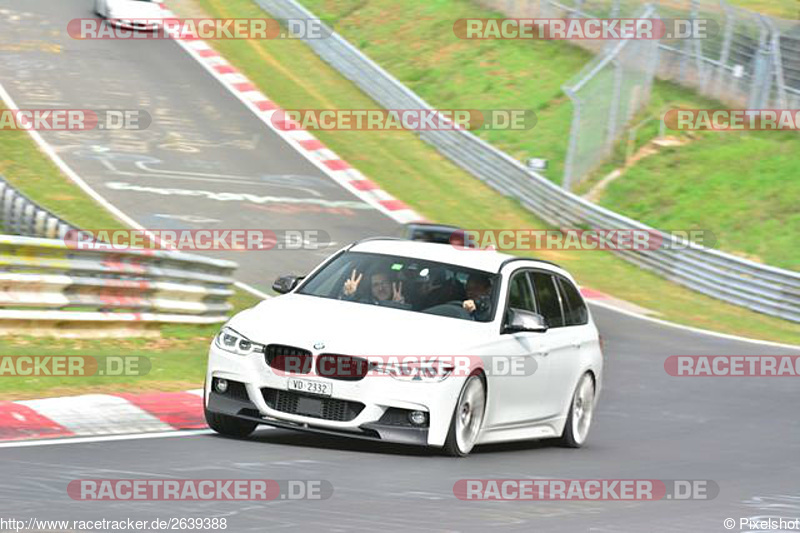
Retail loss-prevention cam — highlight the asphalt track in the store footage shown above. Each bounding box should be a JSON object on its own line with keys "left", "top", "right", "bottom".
{"left": 1, "top": 1, "right": 799, "bottom": 532}
{"left": 0, "top": 0, "right": 396, "bottom": 292}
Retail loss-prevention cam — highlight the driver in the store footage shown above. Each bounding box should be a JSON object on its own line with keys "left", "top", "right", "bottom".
{"left": 342, "top": 269, "right": 405, "bottom": 304}
{"left": 462, "top": 273, "right": 492, "bottom": 319}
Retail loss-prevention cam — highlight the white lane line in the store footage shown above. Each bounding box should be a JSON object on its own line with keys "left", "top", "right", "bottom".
{"left": 0, "top": 81, "right": 268, "bottom": 301}
{"left": 167, "top": 36, "right": 416, "bottom": 223}
{"left": 0, "top": 430, "right": 215, "bottom": 449}
{"left": 235, "top": 281, "right": 270, "bottom": 299}
{"left": 0, "top": 82, "right": 140, "bottom": 230}
{"left": 588, "top": 300, "right": 800, "bottom": 350}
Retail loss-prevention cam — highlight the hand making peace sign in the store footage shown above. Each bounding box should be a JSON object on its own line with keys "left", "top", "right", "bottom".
{"left": 343, "top": 269, "right": 363, "bottom": 296}
{"left": 392, "top": 281, "right": 405, "bottom": 303}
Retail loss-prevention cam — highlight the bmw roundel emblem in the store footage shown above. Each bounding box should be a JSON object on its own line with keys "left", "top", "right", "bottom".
{"left": 313, "top": 342, "right": 325, "bottom": 350}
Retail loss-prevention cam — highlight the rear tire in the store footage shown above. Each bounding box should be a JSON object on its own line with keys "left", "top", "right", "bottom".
{"left": 559, "top": 372, "right": 595, "bottom": 448}
{"left": 205, "top": 407, "right": 257, "bottom": 438}
{"left": 442, "top": 374, "right": 486, "bottom": 457}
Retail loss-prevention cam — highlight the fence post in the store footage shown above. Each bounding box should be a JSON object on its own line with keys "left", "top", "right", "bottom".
{"left": 763, "top": 17, "right": 788, "bottom": 108}
{"left": 747, "top": 15, "right": 770, "bottom": 108}
{"left": 749, "top": 44, "right": 772, "bottom": 108}
{"left": 562, "top": 88, "right": 581, "bottom": 191}
{"left": 605, "top": 57, "right": 624, "bottom": 156}
{"left": 715, "top": 3, "right": 734, "bottom": 102}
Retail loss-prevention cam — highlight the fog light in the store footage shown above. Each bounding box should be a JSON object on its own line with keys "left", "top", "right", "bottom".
{"left": 408, "top": 410, "right": 427, "bottom": 426}
{"left": 215, "top": 378, "right": 228, "bottom": 394}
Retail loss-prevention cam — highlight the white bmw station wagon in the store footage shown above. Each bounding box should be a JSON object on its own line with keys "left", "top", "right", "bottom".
{"left": 205, "top": 238, "right": 603, "bottom": 456}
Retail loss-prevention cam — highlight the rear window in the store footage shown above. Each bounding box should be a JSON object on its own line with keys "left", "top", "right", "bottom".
{"left": 530, "top": 271, "right": 565, "bottom": 328}
{"left": 558, "top": 277, "right": 589, "bottom": 326}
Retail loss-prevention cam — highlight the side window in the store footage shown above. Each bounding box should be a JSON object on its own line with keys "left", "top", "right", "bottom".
{"left": 530, "top": 272, "right": 565, "bottom": 328}
{"left": 557, "top": 277, "right": 589, "bottom": 326}
{"left": 507, "top": 271, "right": 536, "bottom": 312}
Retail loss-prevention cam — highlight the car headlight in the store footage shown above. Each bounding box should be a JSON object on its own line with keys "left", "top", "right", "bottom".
{"left": 214, "top": 326, "right": 265, "bottom": 356}
{"left": 372, "top": 360, "right": 455, "bottom": 382}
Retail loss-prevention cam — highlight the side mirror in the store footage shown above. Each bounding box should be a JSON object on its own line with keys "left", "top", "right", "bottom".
{"left": 272, "top": 275, "right": 303, "bottom": 294}
{"left": 503, "top": 308, "right": 548, "bottom": 334}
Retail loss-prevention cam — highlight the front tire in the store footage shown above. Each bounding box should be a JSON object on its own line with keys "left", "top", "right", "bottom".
{"left": 559, "top": 372, "right": 595, "bottom": 448}
{"left": 443, "top": 374, "right": 486, "bottom": 457}
{"left": 205, "top": 407, "right": 257, "bottom": 438}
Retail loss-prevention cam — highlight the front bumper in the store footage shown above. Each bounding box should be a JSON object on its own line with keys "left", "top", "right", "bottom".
{"left": 206, "top": 388, "right": 429, "bottom": 446}
{"left": 106, "top": 18, "right": 162, "bottom": 31}
{"left": 205, "top": 343, "right": 464, "bottom": 447}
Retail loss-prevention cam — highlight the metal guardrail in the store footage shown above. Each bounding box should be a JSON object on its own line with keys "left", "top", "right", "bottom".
{"left": 0, "top": 177, "right": 238, "bottom": 326}
{"left": 0, "top": 234, "right": 237, "bottom": 324}
{"left": 256, "top": 0, "right": 800, "bottom": 323}
{"left": 0, "top": 176, "right": 75, "bottom": 239}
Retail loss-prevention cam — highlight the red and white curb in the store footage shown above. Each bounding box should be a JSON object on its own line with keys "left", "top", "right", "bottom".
{"left": 157, "top": 5, "right": 422, "bottom": 225}
{"left": 0, "top": 389, "right": 206, "bottom": 441}
{"left": 579, "top": 287, "right": 658, "bottom": 316}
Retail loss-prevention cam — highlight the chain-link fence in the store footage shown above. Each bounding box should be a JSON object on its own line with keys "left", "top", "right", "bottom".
{"left": 479, "top": 0, "right": 799, "bottom": 107}
{"left": 476, "top": 0, "right": 800, "bottom": 188}
{"left": 561, "top": 6, "right": 660, "bottom": 189}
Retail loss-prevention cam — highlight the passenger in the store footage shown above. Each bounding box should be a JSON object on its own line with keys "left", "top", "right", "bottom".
{"left": 342, "top": 269, "right": 405, "bottom": 304}
{"left": 415, "top": 269, "right": 458, "bottom": 310}
{"left": 462, "top": 273, "right": 492, "bottom": 319}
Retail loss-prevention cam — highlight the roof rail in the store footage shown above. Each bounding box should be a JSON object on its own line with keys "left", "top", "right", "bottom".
{"left": 348, "top": 236, "right": 406, "bottom": 249}
{"left": 498, "top": 256, "right": 564, "bottom": 272}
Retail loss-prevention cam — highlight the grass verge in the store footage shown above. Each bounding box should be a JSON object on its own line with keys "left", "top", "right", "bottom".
{"left": 0, "top": 107, "right": 262, "bottom": 399}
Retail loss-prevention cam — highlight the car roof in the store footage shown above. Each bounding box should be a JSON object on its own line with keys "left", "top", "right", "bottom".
{"left": 349, "top": 238, "right": 567, "bottom": 275}
{"left": 404, "top": 222, "right": 461, "bottom": 231}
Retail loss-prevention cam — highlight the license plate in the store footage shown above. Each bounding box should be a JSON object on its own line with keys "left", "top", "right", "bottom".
{"left": 287, "top": 378, "right": 331, "bottom": 397}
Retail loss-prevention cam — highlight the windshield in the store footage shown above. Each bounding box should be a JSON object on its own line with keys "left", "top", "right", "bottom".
{"left": 297, "top": 251, "right": 499, "bottom": 322}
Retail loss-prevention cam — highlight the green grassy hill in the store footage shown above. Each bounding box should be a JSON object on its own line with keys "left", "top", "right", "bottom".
{"left": 301, "top": 0, "right": 799, "bottom": 270}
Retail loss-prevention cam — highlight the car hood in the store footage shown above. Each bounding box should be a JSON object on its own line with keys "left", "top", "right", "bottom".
{"left": 227, "top": 294, "right": 494, "bottom": 355}
{"left": 107, "top": 0, "right": 165, "bottom": 20}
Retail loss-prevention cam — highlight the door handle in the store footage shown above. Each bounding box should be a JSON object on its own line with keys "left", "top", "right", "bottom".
{"left": 533, "top": 351, "right": 550, "bottom": 357}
